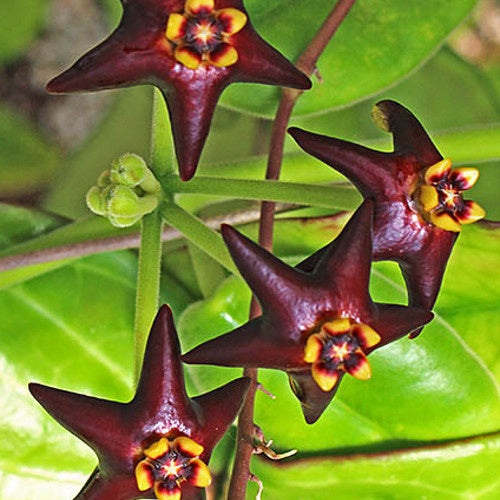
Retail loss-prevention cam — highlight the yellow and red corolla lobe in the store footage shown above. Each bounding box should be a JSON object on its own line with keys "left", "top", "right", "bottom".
{"left": 135, "top": 436, "right": 211, "bottom": 500}
{"left": 166, "top": 0, "right": 247, "bottom": 69}
{"left": 304, "top": 318, "right": 381, "bottom": 392}
{"left": 416, "top": 158, "right": 485, "bottom": 232}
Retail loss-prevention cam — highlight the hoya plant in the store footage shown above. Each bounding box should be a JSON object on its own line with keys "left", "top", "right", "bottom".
{"left": 0, "top": 0, "right": 498, "bottom": 499}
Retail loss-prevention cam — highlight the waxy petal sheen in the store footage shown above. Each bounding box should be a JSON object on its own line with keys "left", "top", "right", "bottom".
{"left": 30, "top": 305, "right": 249, "bottom": 499}
{"left": 183, "top": 200, "right": 433, "bottom": 423}
{"left": 46, "top": 0, "right": 310, "bottom": 180}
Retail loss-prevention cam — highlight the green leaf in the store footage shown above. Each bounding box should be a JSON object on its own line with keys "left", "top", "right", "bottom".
{"left": 0, "top": 0, "right": 48, "bottom": 63}
{"left": 247, "top": 433, "right": 500, "bottom": 499}
{"left": 0, "top": 252, "right": 136, "bottom": 499}
{"left": 0, "top": 203, "right": 66, "bottom": 252}
{"left": 0, "top": 103, "right": 61, "bottom": 197}
{"left": 179, "top": 221, "right": 500, "bottom": 454}
{"left": 0, "top": 202, "right": 197, "bottom": 497}
{"left": 221, "top": 0, "right": 477, "bottom": 117}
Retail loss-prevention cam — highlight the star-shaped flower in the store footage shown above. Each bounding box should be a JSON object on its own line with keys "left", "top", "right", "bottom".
{"left": 288, "top": 100, "right": 485, "bottom": 331}
{"left": 46, "top": 0, "right": 311, "bottom": 180}
{"left": 183, "top": 200, "right": 433, "bottom": 423}
{"left": 29, "top": 305, "right": 250, "bottom": 499}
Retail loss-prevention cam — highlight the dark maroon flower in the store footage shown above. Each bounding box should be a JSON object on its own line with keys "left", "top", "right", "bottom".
{"left": 288, "top": 100, "right": 485, "bottom": 336}
{"left": 183, "top": 200, "right": 433, "bottom": 423}
{"left": 46, "top": 0, "right": 311, "bottom": 180}
{"left": 29, "top": 305, "right": 250, "bottom": 499}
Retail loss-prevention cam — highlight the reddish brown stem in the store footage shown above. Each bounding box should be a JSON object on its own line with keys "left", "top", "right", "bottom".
{"left": 227, "top": 1, "right": 357, "bottom": 498}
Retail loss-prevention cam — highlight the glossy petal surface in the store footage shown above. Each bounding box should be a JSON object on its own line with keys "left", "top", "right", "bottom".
{"left": 183, "top": 200, "right": 433, "bottom": 422}
{"left": 46, "top": 0, "right": 310, "bottom": 180}
{"left": 30, "top": 305, "right": 249, "bottom": 499}
{"left": 289, "top": 100, "right": 485, "bottom": 325}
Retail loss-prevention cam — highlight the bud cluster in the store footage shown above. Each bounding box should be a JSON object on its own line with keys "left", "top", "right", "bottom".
{"left": 86, "top": 153, "right": 161, "bottom": 227}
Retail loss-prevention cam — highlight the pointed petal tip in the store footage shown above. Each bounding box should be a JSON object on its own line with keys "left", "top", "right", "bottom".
{"left": 287, "top": 126, "right": 321, "bottom": 148}
{"left": 294, "top": 71, "right": 312, "bottom": 90}
{"left": 28, "top": 382, "right": 63, "bottom": 408}
{"left": 45, "top": 76, "right": 66, "bottom": 94}
{"left": 181, "top": 338, "right": 231, "bottom": 366}
{"left": 220, "top": 223, "right": 243, "bottom": 246}
{"left": 372, "top": 99, "right": 409, "bottom": 132}
{"left": 287, "top": 126, "right": 313, "bottom": 147}
{"left": 178, "top": 164, "right": 198, "bottom": 181}
{"left": 157, "top": 303, "right": 174, "bottom": 320}
{"left": 150, "top": 303, "right": 176, "bottom": 341}
{"left": 28, "top": 381, "right": 47, "bottom": 401}
{"left": 407, "top": 308, "right": 434, "bottom": 339}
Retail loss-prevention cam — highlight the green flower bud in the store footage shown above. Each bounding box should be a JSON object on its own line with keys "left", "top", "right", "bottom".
{"left": 108, "top": 214, "right": 142, "bottom": 228}
{"left": 86, "top": 186, "right": 106, "bottom": 216}
{"left": 105, "top": 185, "right": 141, "bottom": 218}
{"left": 109, "top": 153, "right": 148, "bottom": 187}
{"left": 97, "top": 170, "right": 112, "bottom": 187}
{"left": 104, "top": 185, "right": 159, "bottom": 227}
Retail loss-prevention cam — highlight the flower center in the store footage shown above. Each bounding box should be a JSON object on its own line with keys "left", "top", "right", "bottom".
{"left": 323, "top": 334, "right": 358, "bottom": 365}
{"left": 135, "top": 436, "right": 211, "bottom": 499}
{"left": 160, "top": 454, "right": 190, "bottom": 482}
{"left": 414, "top": 158, "right": 485, "bottom": 232}
{"left": 166, "top": 0, "right": 247, "bottom": 70}
{"left": 186, "top": 16, "right": 222, "bottom": 50}
{"left": 304, "top": 318, "right": 381, "bottom": 392}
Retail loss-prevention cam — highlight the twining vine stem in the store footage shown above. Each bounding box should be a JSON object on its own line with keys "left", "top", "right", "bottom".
{"left": 227, "top": 0, "right": 357, "bottom": 498}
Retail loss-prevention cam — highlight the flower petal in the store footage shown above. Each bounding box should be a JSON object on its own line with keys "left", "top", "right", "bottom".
{"left": 217, "top": 8, "right": 247, "bottom": 35}
{"left": 344, "top": 350, "right": 371, "bottom": 380}
{"left": 174, "top": 436, "right": 204, "bottom": 458}
{"left": 144, "top": 437, "right": 169, "bottom": 459}
{"left": 424, "top": 158, "right": 452, "bottom": 184}
{"left": 166, "top": 14, "right": 188, "bottom": 42}
{"left": 451, "top": 167, "right": 480, "bottom": 190}
{"left": 322, "top": 318, "right": 351, "bottom": 336}
{"left": 353, "top": 323, "right": 381, "bottom": 349}
{"left": 418, "top": 185, "right": 439, "bottom": 212}
{"left": 174, "top": 47, "right": 202, "bottom": 70}
{"left": 155, "top": 482, "right": 181, "bottom": 500}
{"left": 456, "top": 200, "right": 485, "bottom": 224}
{"left": 429, "top": 211, "right": 462, "bottom": 232}
{"left": 304, "top": 334, "right": 323, "bottom": 363}
{"left": 208, "top": 43, "right": 238, "bottom": 67}
{"left": 186, "top": 0, "right": 214, "bottom": 16}
{"left": 311, "top": 363, "right": 339, "bottom": 392}
{"left": 134, "top": 460, "right": 155, "bottom": 491}
{"left": 188, "top": 458, "right": 212, "bottom": 488}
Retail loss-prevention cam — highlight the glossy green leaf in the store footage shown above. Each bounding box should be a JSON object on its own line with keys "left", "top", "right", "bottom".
{"left": 0, "top": 0, "right": 48, "bottom": 63}
{"left": 0, "top": 252, "right": 136, "bottom": 499}
{"left": 221, "top": 0, "right": 477, "bottom": 117}
{"left": 247, "top": 433, "right": 500, "bottom": 499}
{"left": 179, "top": 222, "right": 500, "bottom": 454}
{"left": 0, "top": 103, "right": 61, "bottom": 197}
